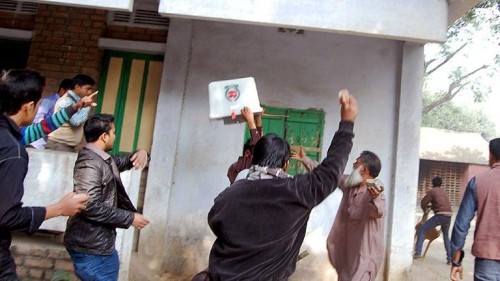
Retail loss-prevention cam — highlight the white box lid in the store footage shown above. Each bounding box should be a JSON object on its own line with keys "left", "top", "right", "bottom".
{"left": 208, "top": 77, "right": 262, "bottom": 120}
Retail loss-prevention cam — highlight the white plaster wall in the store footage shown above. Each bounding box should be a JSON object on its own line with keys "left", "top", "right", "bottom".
{"left": 159, "top": 0, "right": 448, "bottom": 43}
{"left": 141, "top": 18, "right": 418, "bottom": 280}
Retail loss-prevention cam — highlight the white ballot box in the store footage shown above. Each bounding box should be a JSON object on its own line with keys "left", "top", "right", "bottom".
{"left": 208, "top": 77, "right": 262, "bottom": 124}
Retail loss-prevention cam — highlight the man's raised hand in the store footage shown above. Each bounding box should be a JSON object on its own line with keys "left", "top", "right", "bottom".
{"left": 241, "top": 107, "right": 256, "bottom": 129}
{"left": 339, "top": 89, "right": 358, "bottom": 122}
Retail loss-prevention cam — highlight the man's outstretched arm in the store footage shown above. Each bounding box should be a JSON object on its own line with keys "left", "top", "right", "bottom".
{"left": 22, "top": 92, "right": 97, "bottom": 146}
{"left": 295, "top": 89, "right": 358, "bottom": 207}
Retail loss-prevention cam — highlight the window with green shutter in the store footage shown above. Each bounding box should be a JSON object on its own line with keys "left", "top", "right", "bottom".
{"left": 245, "top": 105, "right": 325, "bottom": 175}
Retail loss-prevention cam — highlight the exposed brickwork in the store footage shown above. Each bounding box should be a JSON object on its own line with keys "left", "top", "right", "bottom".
{"left": 11, "top": 244, "right": 78, "bottom": 281}
{"left": 26, "top": 4, "right": 107, "bottom": 95}
{"left": 0, "top": 11, "right": 35, "bottom": 30}
{"left": 418, "top": 160, "right": 467, "bottom": 207}
{"left": 104, "top": 25, "right": 167, "bottom": 43}
{"left": 1, "top": 4, "right": 161, "bottom": 277}
{"left": 1, "top": 3, "right": 168, "bottom": 97}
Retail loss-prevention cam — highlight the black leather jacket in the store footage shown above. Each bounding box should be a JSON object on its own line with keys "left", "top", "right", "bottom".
{"left": 64, "top": 147, "right": 137, "bottom": 255}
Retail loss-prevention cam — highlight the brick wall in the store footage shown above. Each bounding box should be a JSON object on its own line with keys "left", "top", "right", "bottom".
{"left": 0, "top": 11, "right": 35, "bottom": 30}
{"left": 27, "top": 4, "right": 107, "bottom": 95}
{"left": 1, "top": 4, "right": 168, "bottom": 96}
{"left": 11, "top": 241, "right": 77, "bottom": 281}
{"left": 104, "top": 25, "right": 167, "bottom": 43}
{"left": 1, "top": 3, "right": 164, "bottom": 278}
{"left": 418, "top": 159, "right": 467, "bottom": 207}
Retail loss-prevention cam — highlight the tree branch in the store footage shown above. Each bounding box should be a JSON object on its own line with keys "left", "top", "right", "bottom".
{"left": 456, "top": 64, "right": 490, "bottom": 83}
{"left": 426, "top": 43, "right": 468, "bottom": 76}
{"left": 423, "top": 63, "right": 490, "bottom": 113}
{"left": 424, "top": 58, "right": 437, "bottom": 73}
{"left": 423, "top": 82, "right": 471, "bottom": 114}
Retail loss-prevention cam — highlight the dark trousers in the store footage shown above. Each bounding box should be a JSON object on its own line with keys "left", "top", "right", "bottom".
{"left": 415, "top": 214, "right": 452, "bottom": 262}
{"left": 0, "top": 247, "right": 18, "bottom": 281}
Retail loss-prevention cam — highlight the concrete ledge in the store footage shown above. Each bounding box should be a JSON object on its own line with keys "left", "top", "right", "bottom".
{"left": 98, "top": 38, "right": 166, "bottom": 54}
{"left": 35, "top": 0, "right": 133, "bottom": 11}
{"left": 0, "top": 28, "right": 32, "bottom": 40}
{"left": 159, "top": 0, "right": 448, "bottom": 43}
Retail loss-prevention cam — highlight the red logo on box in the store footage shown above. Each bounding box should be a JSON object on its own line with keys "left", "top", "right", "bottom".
{"left": 225, "top": 84, "right": 240, "bottom": 102}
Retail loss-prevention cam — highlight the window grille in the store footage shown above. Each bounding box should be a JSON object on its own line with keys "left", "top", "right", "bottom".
{"left": 108, "top": 8, "right": 169, "bottom": 30}
{"left": 0, "top": 0, "right": 38, "bottom": 14}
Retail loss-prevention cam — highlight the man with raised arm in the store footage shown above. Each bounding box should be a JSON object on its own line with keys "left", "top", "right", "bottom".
{"left": 227, "top": 106, "right": 263, "bottom": 184}
{"left": 206, "top": 89, "right": 357, "bottom": 280}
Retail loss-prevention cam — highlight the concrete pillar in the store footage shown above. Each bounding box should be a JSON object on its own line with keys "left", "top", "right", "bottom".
{"left": 384, "top": 42, "right": 424, "bottom": 280}
{"left": 139, "top": 18, "right": 193, "bottom": 272}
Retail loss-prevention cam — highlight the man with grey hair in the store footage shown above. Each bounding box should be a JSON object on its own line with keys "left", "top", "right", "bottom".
{"left": 292, "top": 147, "right": 385, "bottom": 281}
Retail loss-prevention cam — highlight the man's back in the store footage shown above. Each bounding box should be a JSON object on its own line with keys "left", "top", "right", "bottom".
{"left": 472, "top": 163, "right": 500, "bottom": 259}
{"left": 423, "top": 187, "right": 452, "bottom": 214}
{"left": 208, "top": 121, "right": 354, "bottom": 281}
{"left": 209, "top": 177, "right": 311, "bottom": 281}
{"left": 33, "top": 93, "right": 59, "bottom": 123}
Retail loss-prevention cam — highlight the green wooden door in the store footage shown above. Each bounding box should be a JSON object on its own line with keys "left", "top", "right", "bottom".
{"left": 245, "top": 106, "right": 324, "bottom": 175}
{"left": 97, "top": 51, "right": 164, "bottom": 154}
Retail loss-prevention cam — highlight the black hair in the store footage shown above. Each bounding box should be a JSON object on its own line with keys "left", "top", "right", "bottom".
{"left": 72, "top": 74, "right": 95, "bottom": 89}
{"left": 59, "top": 78, "right": 74, "bottom": 92}
{"left": 243, "top": 139, "right": 253, "bottom": 155}
{"left": 359, "top": 151, "right": 381, "bottom": 178}
{"left": 489, "top": 138, "right": 500, "bottom": 160}
{"left": 432, "top": 176, "right": 442, "bottom": 187}
{"left": 84, "top": 114, "right": 114, "bottom": 143}
{"left": 0, "top": 69, "right": 45, "bottom": 115}
{"left": 252, "top": 133, "right": 290, "bottom": 168}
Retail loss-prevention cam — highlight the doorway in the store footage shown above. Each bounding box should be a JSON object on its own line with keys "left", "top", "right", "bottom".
{"left": 97, "top": 50, "right": 164, "bottom": 153}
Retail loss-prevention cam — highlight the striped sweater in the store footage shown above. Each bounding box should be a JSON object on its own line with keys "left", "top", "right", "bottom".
{"left": 20, "top": 105, "right": 77, "bottom": 146}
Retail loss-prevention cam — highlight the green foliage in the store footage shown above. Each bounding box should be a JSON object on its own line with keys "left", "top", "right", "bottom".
{"left": 422, "top": 94, "right": 497, "bottom": 140}
{"left": 450, "top": 0, "right": 500, "bottom": 39}
{"left": 423, "top": 0, "right": 499, "bottom": 124}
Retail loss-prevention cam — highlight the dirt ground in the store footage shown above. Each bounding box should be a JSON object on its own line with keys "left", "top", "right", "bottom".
{"left": 133, "top": 212, "right": 477, "bottom": 281}
{"left": 408, "top": 213, "right": 476, "bottom": 281}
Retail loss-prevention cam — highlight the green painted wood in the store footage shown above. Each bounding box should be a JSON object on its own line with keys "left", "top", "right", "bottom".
{"left": 132, "top": 60, "right": 150, "bottom": 151}
{"left": 243, "top": 105, "right": 324, "bottom": 176}
{"left": 98, "top": 51, "right": 164, "bottom": 153}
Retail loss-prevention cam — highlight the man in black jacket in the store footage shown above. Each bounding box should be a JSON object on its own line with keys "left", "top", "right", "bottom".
{"left": 207, "top": 89, "right": 358, "bottom": 280}
{"left": 0, "top": 69, "right": 89, "bottom": 280}
{"left": 64, "top": 113, "right": 150, "bottom": 281}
